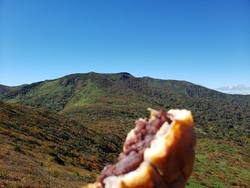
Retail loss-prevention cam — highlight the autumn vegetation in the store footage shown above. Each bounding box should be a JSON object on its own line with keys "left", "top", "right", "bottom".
{"left": 0, "top": 72, "right": 249, "bottom": 187}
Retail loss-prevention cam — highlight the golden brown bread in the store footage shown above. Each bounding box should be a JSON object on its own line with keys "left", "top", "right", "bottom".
{"left": 83, "top": 109, "right": 196, "bottom": 188}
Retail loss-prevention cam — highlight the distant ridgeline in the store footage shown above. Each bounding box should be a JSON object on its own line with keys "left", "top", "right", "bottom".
{"left": 0, "top": 72, "right": 249, "bottom": 143}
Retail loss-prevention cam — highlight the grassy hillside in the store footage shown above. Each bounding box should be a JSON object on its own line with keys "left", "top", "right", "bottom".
{"left": 188, "top": 138, "right": 250, "bottom": 187}
{"left": 1, "top": 72, "right": 249, "bottom": 143}
{"left": 0, "top": 100, "right": 126, "bottom": 187}
{"left": 0, "top": 99, "right": 249, "bottom": 187}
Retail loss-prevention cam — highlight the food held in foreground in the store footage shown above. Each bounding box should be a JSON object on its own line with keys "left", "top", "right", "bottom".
{"left": 83, "top": 108, "right": 196, "bottom": 188}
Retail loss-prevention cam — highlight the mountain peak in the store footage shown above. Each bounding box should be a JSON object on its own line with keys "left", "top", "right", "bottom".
{"left": 118, "top": 72, "right": 132, "bottom": 75}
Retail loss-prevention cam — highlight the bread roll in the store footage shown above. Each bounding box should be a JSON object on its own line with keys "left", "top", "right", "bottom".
{"left": 83, "top": 109, "right": 196, "bottom": 188}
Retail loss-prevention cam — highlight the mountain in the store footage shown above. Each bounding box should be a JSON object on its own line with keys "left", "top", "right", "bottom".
{"left": 0, "top": 84, "right": 22, "bottom": 95}
{"left": 0, "top": 72, "right": 249, "bottom": 187}
{"left": 1, "top": 72, "right": 249, "bottom": 142}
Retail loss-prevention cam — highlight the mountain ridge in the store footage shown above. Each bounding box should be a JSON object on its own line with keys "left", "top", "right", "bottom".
{"left": 1, "top": 72, "right": 249, "bottom": 143}
{"left": 0, "top": 72, "right": 250, "bottom": 187}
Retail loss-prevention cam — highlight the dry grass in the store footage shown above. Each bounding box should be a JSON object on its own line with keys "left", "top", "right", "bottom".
{"left": 0, "top": 139, "right": 95, "bottom": 188}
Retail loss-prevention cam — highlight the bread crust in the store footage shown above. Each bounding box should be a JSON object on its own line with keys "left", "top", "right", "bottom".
{"left": 82, "top": 182, "right": 102, "bottom": 188}
{"left": 83, "top": 109, "right": 196, "bottom": 188}
{"left": 144, "top": 110, "right": 196, "bottom": 188}
{"left": 104, "top": 161, "right": 168, "bottom": 188}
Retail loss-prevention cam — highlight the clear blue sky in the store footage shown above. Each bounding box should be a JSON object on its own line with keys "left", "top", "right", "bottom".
{"left": 1, "top": 0, "right": 249, "bottom": 89}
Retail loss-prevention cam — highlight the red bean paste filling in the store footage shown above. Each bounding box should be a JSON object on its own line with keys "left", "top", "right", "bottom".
{"left": 98, "top": 110, "right": 172, "bottom": 187}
